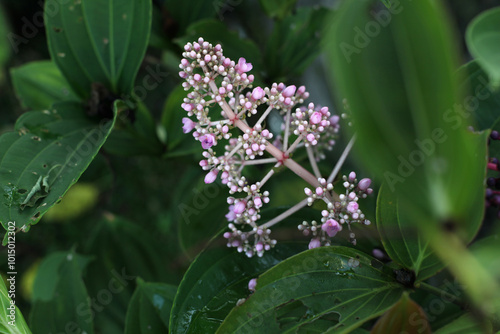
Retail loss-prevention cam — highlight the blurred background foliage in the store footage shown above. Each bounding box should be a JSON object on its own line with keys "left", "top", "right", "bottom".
{"left": 0, "top": 0, "right": 499, "bottom": 333}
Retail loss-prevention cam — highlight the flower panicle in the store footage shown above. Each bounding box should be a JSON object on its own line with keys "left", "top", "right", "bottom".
{"left": 179, "top": 37, "right": 371, "bottom": 257}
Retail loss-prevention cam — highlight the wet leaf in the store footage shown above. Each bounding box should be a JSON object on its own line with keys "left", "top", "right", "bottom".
{"left": 217, "top": 246, "right": 404, "bottom": 333}
{"left": 169, "top": 242, "right": 305, "bottom": 334}
{"left": 0, "top": 102, "right": 117, "bottom": 235}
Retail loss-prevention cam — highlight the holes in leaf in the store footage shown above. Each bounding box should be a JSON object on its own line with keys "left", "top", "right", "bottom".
{"left": 441, "top": 219, "right": 457, "bottom": 232}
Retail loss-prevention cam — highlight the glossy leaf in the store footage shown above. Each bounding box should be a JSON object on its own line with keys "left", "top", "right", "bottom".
{"left": 376, "top": 184, "right": 442, "bottom": 280}
{"left": 265, "top": 7, "right": 330, "bottom": 79}
{"left": 466, "top": 6, "right": 500, "bottom": 89}
{"left": 0, "top": 102, "right": 116, "bottom": 235}
{"left": 325, "top": 0, "right": 488, "bottom": 254}
{"left": 44, "top": 0, "right": 152, "bottom": 97}
{"left": 259, "top": 0, "right": 296, "bottom": 19}
{"left": 83, "top": 214, "right": 174, "bottom": 332}
{"left": 218, "top": 246, "right": 404, "bottom": 333}
{"left": 0, "top": 278, "right": 32, "bottom": 334}
{"left": 169, "top": 243, "right": 306, "bottom": 334}
{"left": 125, "top": 279, "right": 176, "bottom": 334}
{"left": 371, "top": 292, "right": 431, "bottom": 334}
{"left": 30, "top": 250, "right": 94, "bottom": 334}
{"left": 457, "top": 60, "right": 500, "bottom": 131}
{"left": 10, "top": 61, "right": 79, "bottom": 110}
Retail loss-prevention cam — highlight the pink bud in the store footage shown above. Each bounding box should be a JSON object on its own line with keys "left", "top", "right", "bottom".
{"left": 358, "top": 178, "right": 372, "bottom": 191}
{"left": 248, "top": 278, "right": 257, "bottom": 291}
{"left": 223, "top": 232, "right": 232, "bottom": 239}
{"left": 349, "top": 171, "right": 356, "bottom": 181}
{"left": 310, "top": 112, "right": 322, "bottom": 125}
{"left": 315, "top": 187, "right": 323, "bottom": 196}
{"left": 255, "top": 242, "right": 264, "bottom": 252}
{"left": 251, "top": 143, "right": 259, "bottom": 152}
{"left": 199, "top": 159, "right": 208, "bottom": 167}
{"left": 204, "top": 169, "right": 218, "bottom": 184}
{"left": 251, "top": 87, "right": 265, "bottom": 101}
{"left": 261, "top": 129, "right": 270, "bottom": 138}
{"left": 254, "top": 197, "right": 262, "bottom": 208}
{"left": 308, "top": 238, "right": 321, "bottom": 249}
{"left": 182, "top": 117, "right": 196, "bottom": 133}
{"left": 234, "top": 201, "right": 246, "bottom": 214}
{"left": 182, "top": 103, "right": 193, "bottom": 112}
{"left": 306, "top": 133, "right": 315, "bottom": 143}
{"left": 346, "top": 201, "right": 359, "bottom": 213}
{"left": 282, "top": 85, "right": 296, "bottom": 97}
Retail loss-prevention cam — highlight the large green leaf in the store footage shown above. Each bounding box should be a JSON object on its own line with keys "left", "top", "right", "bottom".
{"left": 125, "top": 279, "right": 176, "bottom": 333}
{"left": 0, "top": 102, "right": 116, "bottom": 235}
{"left": 325, "top": 0, "right": 495, "bottom": 317}
{"left": 44, "top": 0, "right": 152, "bottom": 97}
{"left": 169, "top": 242, "right": 305, "bottom": 334}
{"left": 466, "top": 6, "right": 500, "bottom": 89}
{"left": 0, "top": 277, "right": 31, "bottom": 334}
{"left": 265, "top": 7, "right": 330, "bottom": 80}
{"left": 457, "top": 60, "right": 500, "bottom": 131}
{"left": 217, "top": 246, "right": 404, "bottom": 333}
{"left": 83, "top": 214, "right": 174, "bottom": 333}
{"left": 10, "top": 61, "right": 80, "bottom": 110}
{"left": 376, "top": 184, "right": 442, "bottom": 280}
{"left": 30, "top": 250, "right": 94, "bottom": 334}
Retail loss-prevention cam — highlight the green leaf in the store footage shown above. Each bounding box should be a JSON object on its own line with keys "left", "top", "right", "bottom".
{"left": 169, "top": 242, "right": 305, "bottom": 334}
{"left": 44, "top": 0, "right": 152, "bottom": 97}
{"left": 164, "top": 0, "right": 216, "bottom": 32}
{"left": 371, "top": 292, "right": 431, "bottom": 334}
{"left": 125, "top": 279, "right": 176, "bottom": 333}
{"left": 325, "top": 0, "right": 488, "bottom": 247}
{"left": 325, "top": 0, "right": 496, "bottom": 317}
{"left": 10, "top": 61, "right": 80, "bottom": 110}
{"left": 0, "top": 102, "right": 116, "bottom": 234}
{"left": 466, "top": 6, "right": 500, "bottom": 90}
{"left": 434, "top": 313, "right": 492, "bottom": 334}
{"left": 217, "top": 246, "right": 404, "bottom": 333}
{"left": 457, "top": 60, "right": 500, "bottom": 131}
{"left": 0, "top": 277, "right": 32, "bottom": 333}
{"left": 83, "top": 214, "right": 174, "bottom": 332}
{"left": 376, "top": 184, "right": 442, "bottom": 280}
{"left": 30, "top": 250, "right": 94, "bottom": 334}
{"left": 258, "top": 0, "right": 297, "bottom": 19}
{"left": 265, "top": 7, "right": 330, "bottom": 80}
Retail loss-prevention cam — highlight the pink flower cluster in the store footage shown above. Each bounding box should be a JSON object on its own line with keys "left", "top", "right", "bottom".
{"left": 299, "top": 172, "right": 373, "bottom": 249}
{"left": 179, "top": 38, "right": 371, "bottom": 257}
